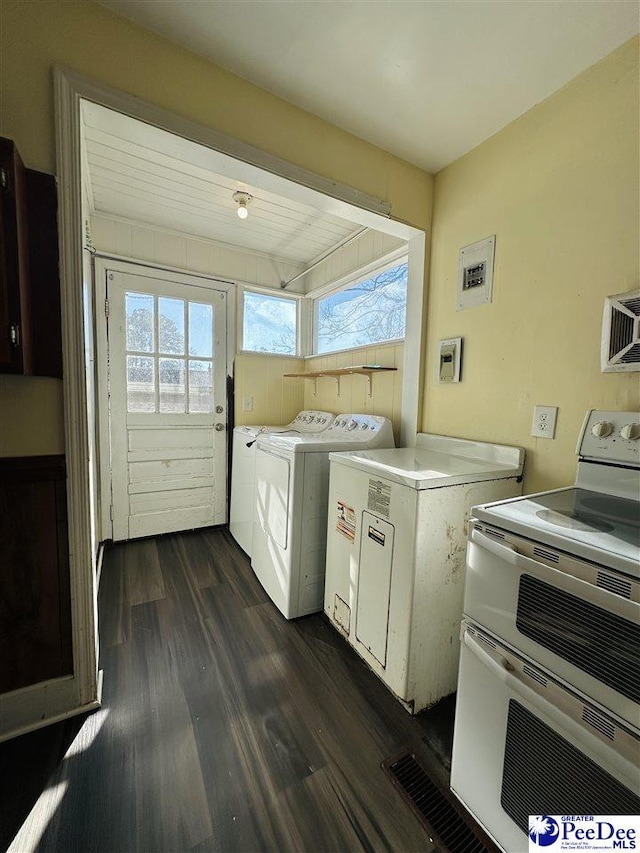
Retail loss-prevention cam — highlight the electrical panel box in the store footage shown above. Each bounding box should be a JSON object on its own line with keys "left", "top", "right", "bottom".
{"left": 457, "top": 235, "right": 496, "bottom": 311}
{"left": 437, "top": 337, "right": 462, "bottom": 383}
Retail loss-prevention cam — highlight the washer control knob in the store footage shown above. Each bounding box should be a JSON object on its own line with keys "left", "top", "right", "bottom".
{"left": 348, "top": 419, "right": 358, "bottom": 431}
{"left": 620, "top": 423, "right": 640, "bottom": 441}
{"left": 360, "top": 422, "right": 368, "bottom": 430}
{"left": 591, "top": 421, "right": 614, "bottom": 438}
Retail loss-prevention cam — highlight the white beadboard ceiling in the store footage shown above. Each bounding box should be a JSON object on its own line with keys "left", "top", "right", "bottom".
{"left": 82, "top": 101, "right": 367, "bottom": 266}
{"left": 97, "top": 0, "right": 639, "bottom": 173}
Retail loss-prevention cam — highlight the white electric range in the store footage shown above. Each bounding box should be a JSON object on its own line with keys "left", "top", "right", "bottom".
{"left": 451, "top": 409, "right": 640, "bottom": 852}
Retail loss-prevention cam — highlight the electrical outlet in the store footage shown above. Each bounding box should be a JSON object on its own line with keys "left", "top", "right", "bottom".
{"left": 532, "top": 405, "right": 558, "bottom": 439}
{"left": 242, "top": 396, "right": 253, "bottom": 412}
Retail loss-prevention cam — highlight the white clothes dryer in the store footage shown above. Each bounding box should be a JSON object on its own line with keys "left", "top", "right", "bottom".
{"left": 324, "top": 433, "right": 525, "bottom": 713}
{"left": 251, "top": 414, "right": 395, "bottom": 619}
{"left": 229, "top": 410, "right": 334, "bottom": 556}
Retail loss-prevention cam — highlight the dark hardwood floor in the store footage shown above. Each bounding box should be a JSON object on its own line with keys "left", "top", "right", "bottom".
{"left": 2, "top": 527, "right": 457, "bottom": 853}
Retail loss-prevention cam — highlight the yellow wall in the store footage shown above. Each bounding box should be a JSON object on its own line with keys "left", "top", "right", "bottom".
{"left": 234, "top": 354, "right": 305, "bottom": 427}
{"left": 0, "top": 0, "right": 432, "bottom": 456}
{"left": 424, "top": 37, "right": 640, "bottom": 494}
{"left": 304, "top": 344, "right": 403, "bottom": 444}
{"left": 0, "top": 375, "right": 65, "bottom": 456}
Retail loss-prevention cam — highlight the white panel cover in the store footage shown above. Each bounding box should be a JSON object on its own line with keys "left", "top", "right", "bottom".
{"left": 355, "top": 512, "right": 395, "bottom": 667}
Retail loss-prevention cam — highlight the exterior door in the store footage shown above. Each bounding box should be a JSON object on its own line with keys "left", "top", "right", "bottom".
{"left": 108, "top": 271, "right": 227, "bottom": 541}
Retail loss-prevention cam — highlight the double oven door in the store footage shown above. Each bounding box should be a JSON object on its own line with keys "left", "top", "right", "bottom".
{"left": 451, "top": 518, "right": 640, "bottom": 852}
{"left": 464, "top": 521, "right": 639, "bottom": 727}
{"left": 451, "top": 622, "right": 640, "bottom": 852}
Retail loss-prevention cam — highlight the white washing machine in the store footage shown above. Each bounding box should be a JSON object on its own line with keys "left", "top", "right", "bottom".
{"left": 251, "top": 414, "right": 395, "bottom": 619}
{"left": 229, "top": 410, "right": 334, "bottom": 556}
{"left": 324, "top": 433, "right": 525, "bottom": 713}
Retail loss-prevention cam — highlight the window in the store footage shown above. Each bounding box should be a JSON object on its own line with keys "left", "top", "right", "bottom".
{"left": 125, "top": 292, "right": 214, "bottom": 413}
{"left": 314, "top": 260, "right": 408, "bottom": 354}
{"left": 242, "top": 291, "right": 297, "bottom": 355}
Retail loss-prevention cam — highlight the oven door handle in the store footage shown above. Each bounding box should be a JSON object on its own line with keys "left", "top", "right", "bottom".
{"left": 470, "top": 528, "right": 518, "bottom": 559}
{"left": 470, "top": 528, "right": 638, "bottom": 619}
{"left": 463, "top": 630, "right": 639, "bottom": 775}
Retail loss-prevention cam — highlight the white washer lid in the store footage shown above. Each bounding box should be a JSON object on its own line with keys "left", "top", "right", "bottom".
{"left": 328, "top": 434, "right": 524, "bottom": 489}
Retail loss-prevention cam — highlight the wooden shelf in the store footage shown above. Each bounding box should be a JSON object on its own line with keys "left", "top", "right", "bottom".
{"left": 284, "top": 365, "right": 397, "bottom": 397}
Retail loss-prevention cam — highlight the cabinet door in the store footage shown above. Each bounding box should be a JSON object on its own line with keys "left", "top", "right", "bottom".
{"left": 25, "top": 170, "right": 62, "bottom": 378}
{"left": 0, "top": 456, "right": 73, "bottom": 694}
{"left": 0, "top": 137, "right": 31, "bottom": 373}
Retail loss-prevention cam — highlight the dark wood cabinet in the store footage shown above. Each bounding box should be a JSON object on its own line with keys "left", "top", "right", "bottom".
{"left": 0, "top": 137, "right": 62, "bottom": 378}
{"left": 0, "top": 137, "right": 31, "bottom": 373}
{"left": 0, "top": 456, "right": 73, "bottom": 694}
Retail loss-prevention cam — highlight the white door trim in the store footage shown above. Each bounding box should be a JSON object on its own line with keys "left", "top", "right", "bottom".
{"left": 47, "top": 66, "right": 425, "bottom": 739}
{"left": 1, "top": 69, "right": 103, "bottom": 741}
{"left": 97, "top": 261, "right": 233, "bottom": 540}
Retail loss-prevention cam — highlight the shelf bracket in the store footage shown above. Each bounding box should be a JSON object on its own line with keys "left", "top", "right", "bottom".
{"left": 335, "top": 377, "right": 341, "bottom": 397}
{"left": 366, "top": 374, "right": 372, "bottom": 397}
{"left": 313, "top": 377, "right": 318, "bottom": 397}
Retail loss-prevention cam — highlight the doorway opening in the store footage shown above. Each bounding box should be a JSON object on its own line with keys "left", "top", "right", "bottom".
{"left": 55, "top": 68, "right": 427, "bottom": 725}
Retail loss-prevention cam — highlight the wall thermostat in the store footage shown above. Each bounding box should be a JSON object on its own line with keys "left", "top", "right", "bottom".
{"left": 437, "top": 337, "right": 462, "bottom": 383}
{"left": 457, "top": 235, "right": 495, "bottom": 310}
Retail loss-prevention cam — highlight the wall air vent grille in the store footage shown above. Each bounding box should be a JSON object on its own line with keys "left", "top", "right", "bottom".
{"left": 620, "top": 343, "right": 640, "bottom": 364}
{"left": 602, "top": 290, "right": 640, "bottom": 373}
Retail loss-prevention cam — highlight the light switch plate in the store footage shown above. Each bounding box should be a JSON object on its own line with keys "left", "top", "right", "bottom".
{"left": 437, "top": 337, "right": 462, "bottom": 383}
{"left": 532, "top": 405, "right": 558, "bottom": 439}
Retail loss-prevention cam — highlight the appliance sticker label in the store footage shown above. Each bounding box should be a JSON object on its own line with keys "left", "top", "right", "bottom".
{"left": 528, "top": 815, "right": 639, "bottom": 852}
{"left": 367, "top": 479, "right": 391, "bottom": 518}
{"left": 367, "top": 526, "right": 385, "bottom": 546}
{"left": 336, "top": 501, "right": 356, "bottom": 542}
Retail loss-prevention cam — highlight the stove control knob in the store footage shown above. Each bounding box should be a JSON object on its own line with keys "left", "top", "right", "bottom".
{"left": 591, "top": 421, "right": 614, "bottom": 438}
{"left": 620, "top": 423, "right": 640, "bottom": 441}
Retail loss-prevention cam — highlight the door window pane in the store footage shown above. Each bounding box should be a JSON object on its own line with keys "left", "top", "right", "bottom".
{"left": 127, "top": 356, "right": 155, "bottom": 412}
{"left": 188, "top": 360, "right": 213, "bottom": 413}
{"left": 126, "top": 293, "right": 154, "bottom": 352}
{"left": 315, "top": 261, "right": 408, "bottom": 354}
{"left": 189, "top": 302, "right": 213, "bottom": 358}
{"left": 159, "top": 297, "right": 185, "bottom": 355}
{"left": 159, "top": 358, "right": 186, "bottom": 413}
{"left": 243, "top": 291, "right": 296, "bottom": 355}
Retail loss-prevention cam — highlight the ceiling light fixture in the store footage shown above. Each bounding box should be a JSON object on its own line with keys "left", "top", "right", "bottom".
{"left": 233, "top": 190, "right": 253, "bottom": 219}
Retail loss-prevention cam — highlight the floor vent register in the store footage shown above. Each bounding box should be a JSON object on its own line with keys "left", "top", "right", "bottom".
{"left": 382, "top": 750, "right": 496, "bottom": 853}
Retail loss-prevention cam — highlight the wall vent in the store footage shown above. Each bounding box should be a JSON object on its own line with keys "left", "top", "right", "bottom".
{"left": 601, "top": 290, "right": 640, "bottom": 372}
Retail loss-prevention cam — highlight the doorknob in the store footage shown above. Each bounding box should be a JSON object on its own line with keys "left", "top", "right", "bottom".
{"left": 215, "top": 423, "right": 225, "bottom": 431}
